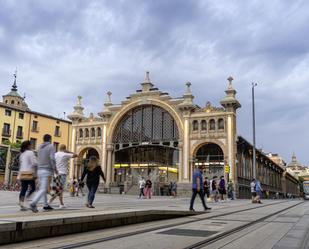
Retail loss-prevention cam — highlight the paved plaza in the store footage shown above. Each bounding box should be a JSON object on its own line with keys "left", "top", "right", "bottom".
{"left": 0, "top": 191, "right": 308, "bottom": 248}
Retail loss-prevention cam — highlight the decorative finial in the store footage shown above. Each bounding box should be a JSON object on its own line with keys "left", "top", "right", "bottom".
{"left": 227, "top": 76, "right": 233, "bottom": 86}
{"left": 144, "top": 71, "right": 151, "bottom": 83}
{"left": 185, "top": 82, "right": 192, "bottom": 93}
{"left": 77, "top": 96, "right": 82, "bottom": 106}
{"left": 12, "top": 69, "right": 18, "bottom": 91}
{"left": 107, "top": 91, "right": 112, "bottom": 102}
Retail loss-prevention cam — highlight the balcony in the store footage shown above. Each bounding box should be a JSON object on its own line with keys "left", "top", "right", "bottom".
{"left": 2, "top": 128, "right": 11, "bottom": 137}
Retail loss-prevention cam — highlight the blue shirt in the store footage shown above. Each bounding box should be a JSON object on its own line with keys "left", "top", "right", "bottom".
{"left": 192, "top": 169, "right": 203, "bottom": 189}
{"left": 255, "top": 180, "right": 262, "bottom": 191}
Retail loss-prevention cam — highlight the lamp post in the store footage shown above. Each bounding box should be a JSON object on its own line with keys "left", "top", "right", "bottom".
{"left": 252, "top": 83, "right": 257, "bottom": 179}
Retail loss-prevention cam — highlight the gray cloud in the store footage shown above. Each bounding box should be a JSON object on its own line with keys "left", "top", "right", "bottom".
{"left": 0, "top": 0, "right": 308, "bottom": 165}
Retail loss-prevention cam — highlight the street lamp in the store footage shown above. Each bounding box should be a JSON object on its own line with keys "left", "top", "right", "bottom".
{"left": 252, "top": 83, "right": 257, "bottom": 179}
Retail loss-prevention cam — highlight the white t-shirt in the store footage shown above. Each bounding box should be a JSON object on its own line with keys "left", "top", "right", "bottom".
{"left": 55, "top": 151, "right": 73, "bottom": 175}
{"left": 138, "top": 179, "right": 146, "bottom": 188}
{"left": 19, "top": 150, "right": 37, "bottom": 172}
{"left": 250, "top": 181, "right": 256, "bottom": 193}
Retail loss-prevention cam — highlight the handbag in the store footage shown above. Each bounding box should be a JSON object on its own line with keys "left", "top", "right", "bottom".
{"left": 19, "top": 171, "right": 35, "bottom": 181}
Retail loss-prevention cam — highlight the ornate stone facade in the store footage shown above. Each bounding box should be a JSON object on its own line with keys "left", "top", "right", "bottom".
{"left": 68, "top": 72, "right": 241, "bottom": 194}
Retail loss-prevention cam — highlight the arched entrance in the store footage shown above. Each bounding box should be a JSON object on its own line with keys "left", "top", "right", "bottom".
{"left": 112, "top": 105, "right": 179, "bottom": 190}
{"left": 75, "top": 147, "right": 100, "bottom": 179}
{"left": 194, "top": 143, "right": 225, "bottom": 178}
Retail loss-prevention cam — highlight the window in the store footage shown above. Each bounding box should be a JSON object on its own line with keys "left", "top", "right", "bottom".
{"left": 5, "top": 109, "right": 11, "bottom": 116}
{"left": 85, "top": 128, "right": 89, "bottom": 138}
{"left": 193, "top": 120, "right": 199, "bottom": 131}
{"left": 5, "top": 100, "right": 8, "bottom": 104}
{"left": 19, "top": 113, "right": 24, "bottom": 119}
{"left": 91, "top": 128, "right": 95, "bottom": 137}
{"left": 30, "top": 138, "right": 37, "bottom": 149}
{"left": 79, "top": 129, "right": 83, "bottom": 138}
{"left": 55, "top": 126, "right": 60, "bottom": 137}
{"left": 201, "top": 120, "right": 207, "bottom": 131}
{"left": 11, "top": 100, "right": 14, "bottom": 105}
{"left": 2, "top": 123, "right": 11, "bottom": 136}
{"left": 32, "top": 121, "right": 38, "bottom": 132}
{"left": 53, "top": 142, "right": 59, "bottom": 152}
{"left": 218, "top": 118, "right": 224, "bottom": 130}
{"left": 97, "top": 127, "right": 102, "bottom": 137}
{"left": 16, "top": 126, "right": 23, "bottom": 138}
{"left": 209, "top": 119, "right": 216, "bottom": 130}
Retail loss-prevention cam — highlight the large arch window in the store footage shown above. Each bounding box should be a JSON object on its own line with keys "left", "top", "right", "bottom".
{"left": 113, "top": 105, "right": 179, "bottom": 144}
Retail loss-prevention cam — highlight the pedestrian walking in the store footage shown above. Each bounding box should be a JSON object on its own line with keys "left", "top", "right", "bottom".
{"left": 144, "top": 177, "right": 152, "bottom": 199}
{"left": 254, "top": 178, "right": 263, "bottom": 204}
{"left": 210, "top": 176, "right": 218, "bottom": 202}
{"left": 138, "top": 176, "right": 146, "bottom": 198}
{"left": 203, "top": 177, "right": 210, "bottom": 198}
{"left": 81, "top": 156, "right": 105, "bottom": 208}
{"left": 250, "top": 178, "right": 256, "bottom": 203}
{"left": 171, "top": 181, "right": 177, "bottom": 197}
{"left": 49, "top": 144, "right": 77, "bottom": 208}
{"left": 18, "top": 140, "right": 37, "bottom": 211}
{"left": 30, "top": 134, "right": 58, "bottom": 212}
{"left": 189, "top": 166, "right": 211, "bottom": 211}
{"left": 227, "top": 180, "right": 234, "bottom": 200}
{"left": 218, "top": 176, "right": 226, "bottom": 201}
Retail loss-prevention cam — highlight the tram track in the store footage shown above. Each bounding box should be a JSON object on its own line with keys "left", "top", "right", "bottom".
{"left": 52, "top": 200, "right": 301, "bottom": 249}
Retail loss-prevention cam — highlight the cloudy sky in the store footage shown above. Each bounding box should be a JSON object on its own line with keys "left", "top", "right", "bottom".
{"left": 0, "top": 0, "right": 308, "bottom": 165}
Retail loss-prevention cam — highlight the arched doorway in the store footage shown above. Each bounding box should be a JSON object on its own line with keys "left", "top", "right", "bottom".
{"left": 112, "top": 105, "right": 179, "bottom": 190}
{"left": 194, "top": 143, "right": 225, "bottom": 178}
{"left": 75, "top": 147, "right": 100, "bottom": 179}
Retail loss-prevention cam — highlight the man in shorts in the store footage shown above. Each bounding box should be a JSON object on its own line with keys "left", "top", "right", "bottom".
{"left": 49, "top": 144, "right": 77, "bottom": 208}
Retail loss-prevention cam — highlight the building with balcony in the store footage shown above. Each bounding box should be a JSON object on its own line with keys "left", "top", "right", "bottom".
{"left": 0, "top": 73, "right": 72, "bottom": 184}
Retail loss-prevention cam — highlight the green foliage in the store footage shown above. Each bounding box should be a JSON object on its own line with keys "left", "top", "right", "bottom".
{"left": 1, "top": 140, "right": 21, "bottom": 149}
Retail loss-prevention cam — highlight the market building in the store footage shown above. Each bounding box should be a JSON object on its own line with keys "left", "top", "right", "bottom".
{"left": 68, "top": 72, "right": 299, "bottom": 197}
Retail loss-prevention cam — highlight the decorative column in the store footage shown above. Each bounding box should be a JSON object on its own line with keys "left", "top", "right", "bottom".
{"left": 67, "top": 96, "right": 85, "bottom": 180}
{"left": 69, "top": 126, "right": 77, "bottom": 180}
{"left": 178, "top": 142, "right": 183, "bottom": 181}
{"left": 177, "top": 82, "right": 195, "bottom": 183}
{"left": 101, "top": 124, "right": 108, "bottom": 176}
{"left": 106, "top": 144, "right": 114, "bottom": 186}
{"left": 220, "top": 76, "right": 241, "bottom": 185}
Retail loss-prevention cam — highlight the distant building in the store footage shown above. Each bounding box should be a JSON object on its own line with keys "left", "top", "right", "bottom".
{"left": 0, "top": 72, "right": 71, "bottom": 184}
{"left": 267, "top": 153, "right": 286, "bottom": 168}
{"left": 286, "top": 153, "right": 309, "bottom": 180}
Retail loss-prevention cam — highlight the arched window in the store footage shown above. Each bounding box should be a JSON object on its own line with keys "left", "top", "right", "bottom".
{"left": 201, "top": 120, "right": 207, "bottom": 131}
{"left": 193, "top": 120, "right": 199, "bottom": 131}
{"left": 85, "top": 128, "right": 89, "bottom": 138}
{"left": 79, "top": 129, "right": 83, "bottom": 138}
{"left": 91, "top": 127, "right": 95, "bottom": 137}
{"left": 113, "top": 105, "right": 179, "bottom": 143}
{"left": 209, "top": 119, "right": 215, "bottom": 130}
{"left": 218, "top": 118, "right": 224, "bottom": 130}
{"left": 97, "top": 127, "right": 102, "bottom": 137}
{"left": 11, "top": 100, "right": 15, "bottom": 105}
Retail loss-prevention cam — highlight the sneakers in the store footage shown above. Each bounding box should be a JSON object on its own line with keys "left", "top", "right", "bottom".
{"left": 86, "top": 203, "right": 95, "bottom": 208}
{"left": 29, "top": 203, "right": 38, "bottom": 213}
{"left": 205, "top": 207, "right": 212, "bottom": 210}
{"left": 20, "top": 206, "right": 28, "bottom": 211}
{"left": 59, "top": 204, "right": 67, "bottom": 209}
{"left": 189, "top": 208, "right": 195, "bottom": 212}
{"left": 43, "top": 205, "right": 54, "bottom": 211}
